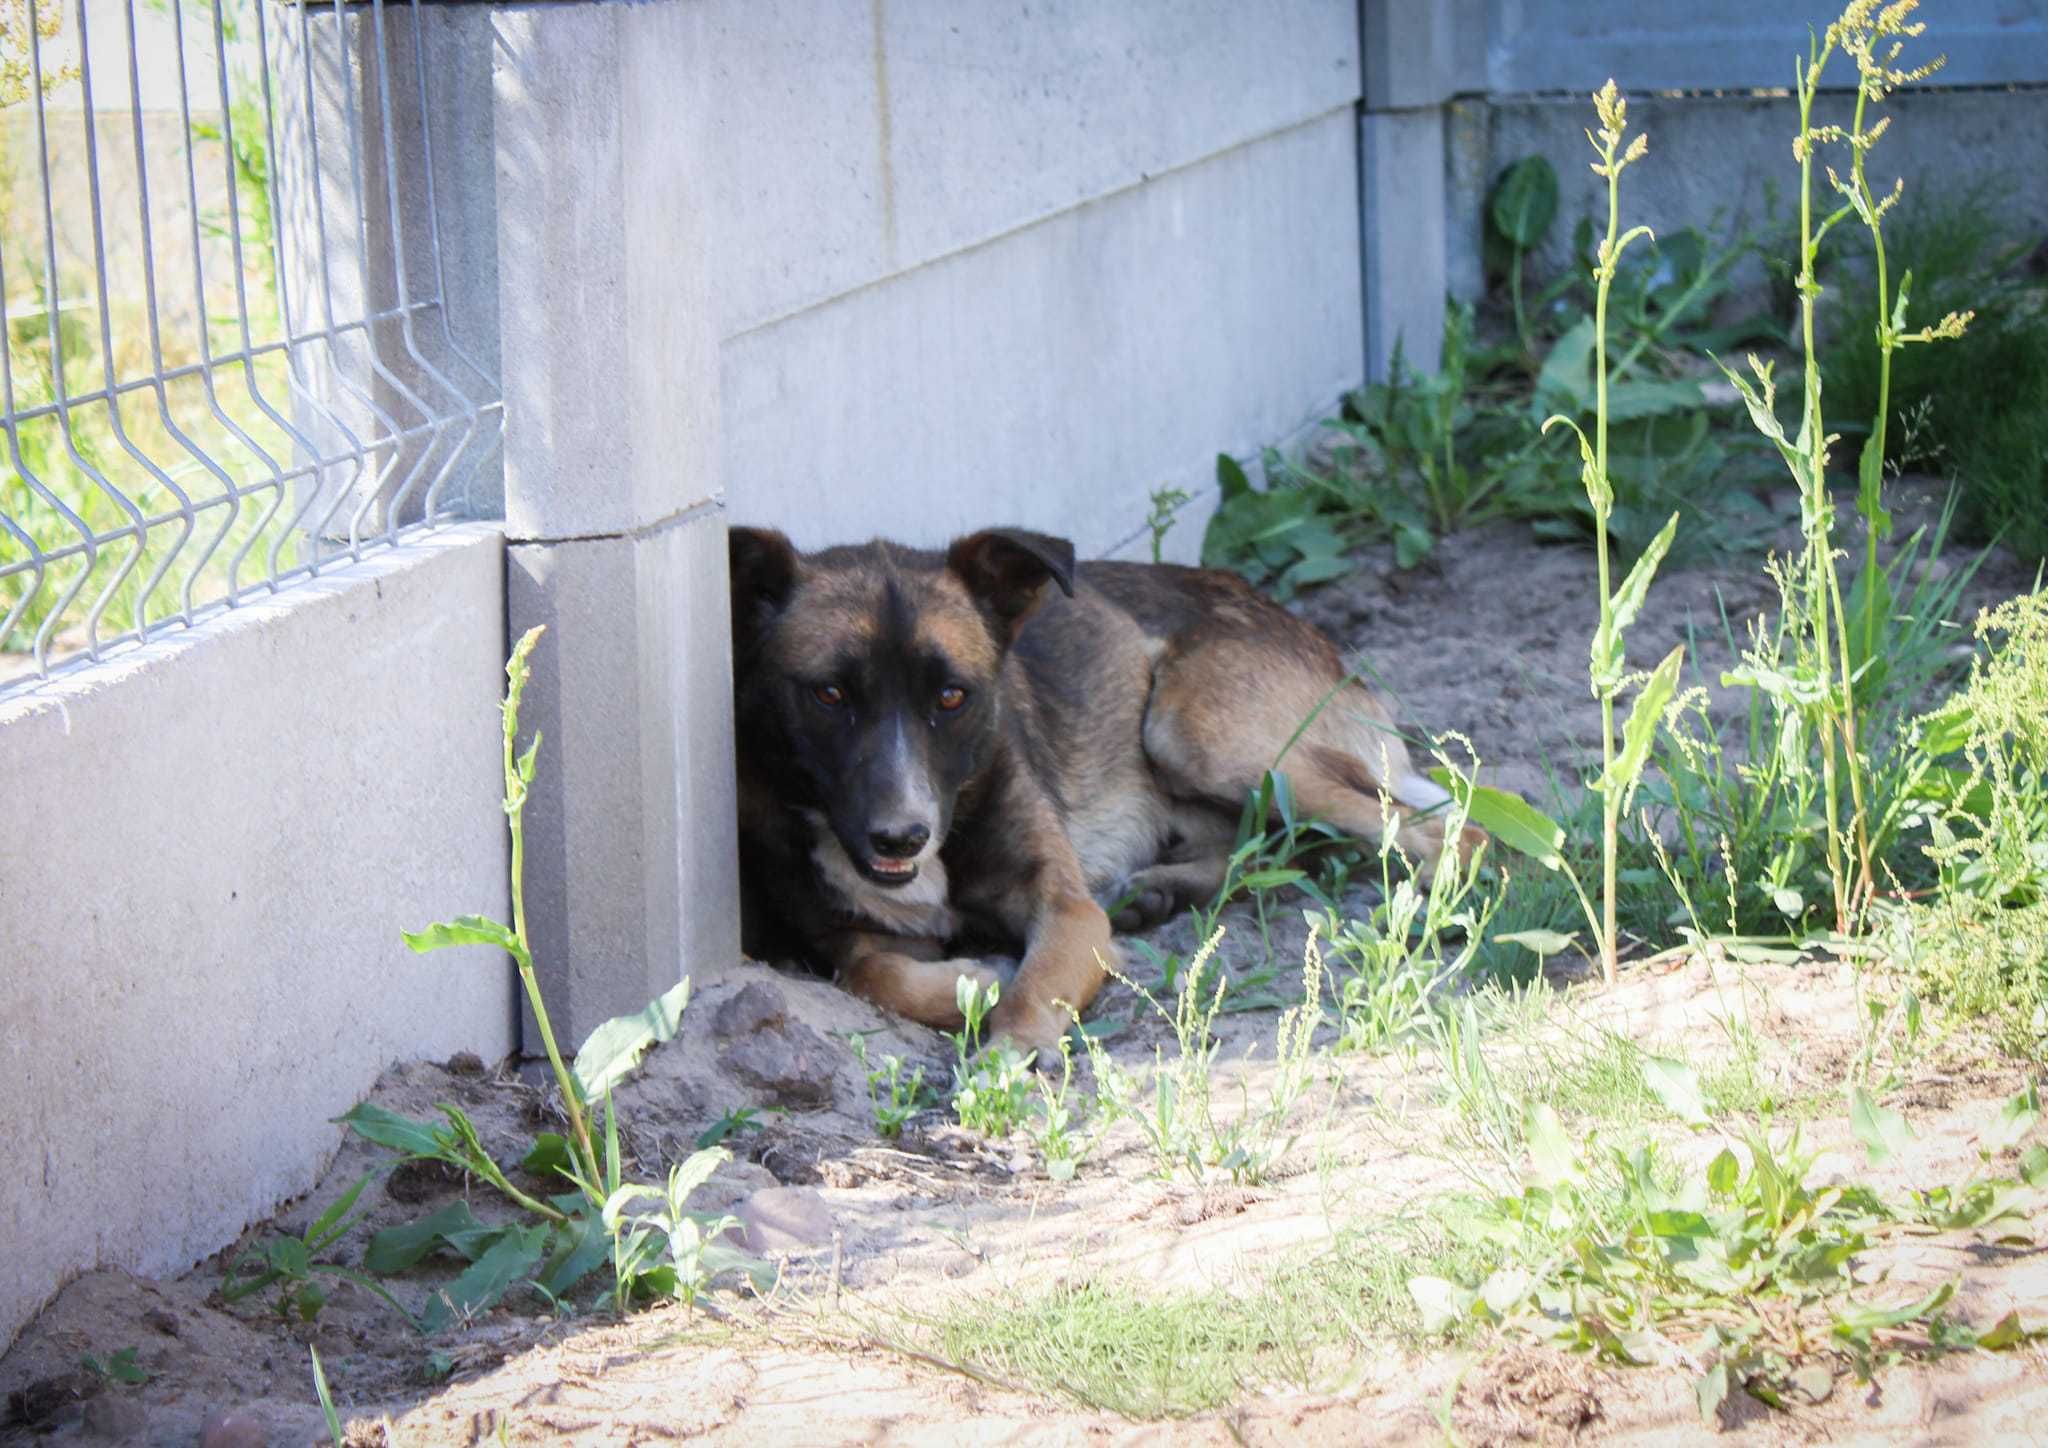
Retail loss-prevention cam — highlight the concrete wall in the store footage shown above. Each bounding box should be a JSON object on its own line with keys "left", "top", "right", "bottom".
{"left": 0, "top": 525, "right": 515, "bottom": 1348}
{"left": 703, "top": 0, "right": 1368, "bottom": 561}
{"left": 1361, "top": 0, "right": 2048, "bottom": 373}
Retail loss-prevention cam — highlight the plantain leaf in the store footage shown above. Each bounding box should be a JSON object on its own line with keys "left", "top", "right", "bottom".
{"left": 1490, "top": 155, "right": 1559, "bottom": 249}
{"left": 364, "top": 1201, "right": 486, "bottom": 1275}
{"left": 1494, "top": 928, "right": 1578, "bottom": 958}
{"left": 334, "top": 1102, "right": 449, "bottom": 1159}
{"left": 421, "top": 1224, "right": 549, "bottom": 1334}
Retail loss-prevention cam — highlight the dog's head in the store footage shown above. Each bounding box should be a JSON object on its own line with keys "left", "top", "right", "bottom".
{"left": 729, "top": 526, "right": 1076, "bottom": 890}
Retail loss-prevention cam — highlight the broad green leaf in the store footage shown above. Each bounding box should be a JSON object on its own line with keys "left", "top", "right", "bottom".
{"left": 1392, "top": 522, "right": 1434, "bottom": 570}
{"left": 1706, "top": 1147, "right": 1740, "bottom": 1195}
{"left": 1431, "top": 770, "right": 1565, "bottom": 868}
{"left": 1216, "top": 452, "right": 1251, "bottom": 502}
{"left": 1524, "top": 1103, "right": 1581, "bottom": 1188}
{"left": 1856, "top": 435, "right": 1892, "bottom": 541}
{"left": 1985, "top": 1081, "right": 2041, "bottom": 1156}
{"left": 334, "top": 1102, "right": 448, "bottom": 1159}
{"left": 402, "top": 915, "right": 530, "bottom": 970}
{"left": 1479, "top": 1266, "right": 1532, "bottom": 1317}
{"left": 364, "top": 1201, "right": 486, "bottom": 1275}
{"left": 1597, "top": 646, "right": 1684, "bottom": 799}
{"left": 1771, "top": 887, "right": 1805, "bottom": 918}
{"left": 602, "top": 1182, "right": 666, "bottom": 1234}
{"left": 536, "top": 1212, "right": 610, "bottom": 1296}
{"left": 421, "top": 1224, "right": 549, "bottom": 1334}
{"left": 1643, "top": 1055, "right": 1711, "bottom": 1129}
{"left": 1978, "top": 1311, "right": 2037, "bottom": 1351}
{"left": 1535, "top": 317, "right": 1598, "bottom": 419}
{"left": 522, "top": 1133, "right": 572, "bottom": 1179}
{"left": 1646, "top": 1208, "right": 1713, "bottom": 1239}
{"left": 1592, "top": 513, "right": 1680, "bottom": 693}
{"left": 571, "top": 976, "right": 693, "bottom": 1103}
{"left": 1408, "top": 1275, "right": 1474, "bottom": 1334}
{"left": 1848, "top": 1086, "right": 1914, "bottom": 1166}
{"left": 1489, "top": 156, "right": 1558, "bottom": 250}
{"left": 1695, "top": 1362, "right": 1730, "bottom": 1423}
{"left": 1833, "top": 1280, "right": 1955, "bottom": 1336}
{"left": 667, "top": 1146, "right": 731, "bottom": 1207}
{"left": 1605, "top": 378, "right": 1705, "bottom": 421}
{"left": 1494, "top": 929, "right": 1577, "bottom": 958}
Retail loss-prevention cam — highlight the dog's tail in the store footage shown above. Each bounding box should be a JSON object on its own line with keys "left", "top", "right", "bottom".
{"left": 1293, "top": 681, "right": 1484, "bottom": 877}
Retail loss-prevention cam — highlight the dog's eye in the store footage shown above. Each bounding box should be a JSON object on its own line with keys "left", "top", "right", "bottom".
{"left": 936, "top": 686, "right": 967, "bottom": 712}
{"left": 813, "top": 683, "right": 845, "bottom": 708}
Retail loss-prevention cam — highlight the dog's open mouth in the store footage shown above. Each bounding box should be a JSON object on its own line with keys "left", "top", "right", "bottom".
{"left": 862, "top": 856, "right": 920, "bottom": 887}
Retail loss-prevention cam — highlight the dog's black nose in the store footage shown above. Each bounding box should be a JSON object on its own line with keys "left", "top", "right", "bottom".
{"left": 868, "top": 823, "right": 930, "bottom": 859}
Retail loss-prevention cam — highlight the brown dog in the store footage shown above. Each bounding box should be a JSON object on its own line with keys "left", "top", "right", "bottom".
{"left": 729, "top": 526, "right": 1470, "bottom": 1054}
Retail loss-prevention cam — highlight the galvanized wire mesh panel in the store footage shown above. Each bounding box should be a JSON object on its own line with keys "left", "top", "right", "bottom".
{"left": 0, "top": 0, "right": 501, "bottom": 697}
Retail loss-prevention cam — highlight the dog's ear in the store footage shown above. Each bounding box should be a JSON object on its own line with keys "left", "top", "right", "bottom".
{"left": 729, "top": 527, "right": 799, "bottom": 647}
{"left": 946, "top": 528, "right": 1077, "bottom": 638}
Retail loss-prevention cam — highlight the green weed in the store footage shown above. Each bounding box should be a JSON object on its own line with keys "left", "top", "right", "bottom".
{"left": 851, "top": 1033, "right": 939, "bottom": 1139}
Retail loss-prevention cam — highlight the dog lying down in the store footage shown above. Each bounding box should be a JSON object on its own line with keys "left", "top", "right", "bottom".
{"left": 730, "top": 526, "right": 1480, "bottom": 1056}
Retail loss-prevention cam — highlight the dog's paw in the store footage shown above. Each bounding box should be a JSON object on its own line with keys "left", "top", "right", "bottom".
{"left": 984, "top": 997, "right": 1069, "bottom": 1062}
{"left": 1106, "top": 880, "right": 1177, "bottom": 933}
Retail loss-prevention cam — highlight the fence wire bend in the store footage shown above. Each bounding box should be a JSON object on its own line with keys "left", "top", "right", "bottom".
{"left": 0, "top": 0, "right": 502, "bottom": 698}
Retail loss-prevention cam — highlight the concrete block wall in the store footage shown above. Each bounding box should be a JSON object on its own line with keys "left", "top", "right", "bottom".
{"left": 1366, "top": 0, "right": 2048, "bottom": 369}
{"left": 702, "top": 0, "right": 1369, "bottom": 560}
{"left": 0, "top": 526, "right": 515, "bottom": 1349}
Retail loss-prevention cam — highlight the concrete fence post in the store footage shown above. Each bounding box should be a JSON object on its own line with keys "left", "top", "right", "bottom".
{"left": 1358, "top": 0, "right": 1484, "bottom": 380}
{"left": 491, "top": 0, "right": 742, "bottom": 1050}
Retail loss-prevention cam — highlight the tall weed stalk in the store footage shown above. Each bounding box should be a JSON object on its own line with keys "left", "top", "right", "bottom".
{"left": 1541, "top": 82, "right": 1684, "bottom": 984}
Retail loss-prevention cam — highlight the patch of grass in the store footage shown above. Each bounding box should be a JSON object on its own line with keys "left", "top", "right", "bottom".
{"left": 920, "top": 1219, "right": 1494, "bottom": 1418}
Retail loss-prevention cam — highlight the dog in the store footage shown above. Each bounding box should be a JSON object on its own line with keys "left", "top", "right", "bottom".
{"left": 729, "top": 526, "right": 1473, "bottom": 1055}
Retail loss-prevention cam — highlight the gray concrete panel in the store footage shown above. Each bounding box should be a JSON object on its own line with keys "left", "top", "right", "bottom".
{"left": 0, "top": 526, "right": 514, "bottom": 1348}
{"left": 721, "top": 109, "right": 1364, "bottom": 562}
{"left": 707, "top": 0, "right": 1362, "bottom": 338}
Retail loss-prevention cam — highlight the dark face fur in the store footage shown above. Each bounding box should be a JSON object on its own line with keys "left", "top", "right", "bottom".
{"left": 730, "top": 527, "right": 1075, "bottom": 891}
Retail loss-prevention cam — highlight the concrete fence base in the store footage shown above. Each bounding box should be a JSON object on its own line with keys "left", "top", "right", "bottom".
{"left": 0, "top": 526, "right": 515, "bottom": 1349}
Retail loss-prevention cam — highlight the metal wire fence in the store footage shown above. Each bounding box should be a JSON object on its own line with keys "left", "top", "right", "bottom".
{"left": 0, "top": 0, "right": 501, "bottom": 698}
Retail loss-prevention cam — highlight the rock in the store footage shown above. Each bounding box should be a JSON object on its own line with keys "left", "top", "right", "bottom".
{"left": 720, "top": 1021, "right": 835, "bottom": 1107}
{"left": 734, "top": 1186, "right": 837, "bottom": 1254}
{"left": 199, "top": 1407, "right": 271, "bottom": 1448}
{"left": 82, "top": 1392, "right": 146, "bottom": 1441}
{"left": 443, "top": 1050, "right": 487, "bottom": 1075}
{"left": 142, "top": 1306, "right": 180, "bottom": 1337}
{"left": 712, "top": 980, "right": 789, "bottom": 1040}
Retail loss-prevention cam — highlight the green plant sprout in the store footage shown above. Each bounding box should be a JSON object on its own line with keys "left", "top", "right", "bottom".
{"left": 1539, "top": 80, "right": 1683, "bottom": 986}
{"left": 851, "top": 1033, "right": 938, "bottom": 1139}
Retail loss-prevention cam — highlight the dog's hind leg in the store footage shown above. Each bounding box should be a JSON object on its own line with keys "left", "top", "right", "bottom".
{"left": 1142, "top": 634, "right": 1481, "bottom": 878}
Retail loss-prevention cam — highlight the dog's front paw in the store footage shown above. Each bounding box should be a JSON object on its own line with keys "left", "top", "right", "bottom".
{"left": 983, "top": 996, "right": 1070, "bottom": 1062}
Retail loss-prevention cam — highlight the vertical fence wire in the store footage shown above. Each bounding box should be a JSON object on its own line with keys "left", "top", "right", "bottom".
{"left": 0, "top": 0, "right": 502, "bottom": 698}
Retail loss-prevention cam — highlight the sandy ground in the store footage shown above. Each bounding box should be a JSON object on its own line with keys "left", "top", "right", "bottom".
{"left": 5, "top": 486, "right": 2044, "bottom": 1447}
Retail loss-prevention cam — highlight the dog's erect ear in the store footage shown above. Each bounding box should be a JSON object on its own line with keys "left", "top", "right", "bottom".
{"left": 728, "top": 527, "right": 799, "bottom": 645}
{"left": 946, "top": 528, "right": 1077, "bottom": 637}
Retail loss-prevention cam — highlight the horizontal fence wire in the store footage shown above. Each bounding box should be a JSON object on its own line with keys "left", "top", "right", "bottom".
{"left": 0, "top": 0, "right": 502, "bottom": 698}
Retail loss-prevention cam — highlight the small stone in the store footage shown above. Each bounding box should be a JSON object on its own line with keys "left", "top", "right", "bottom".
{"left": 83, "top": 1392, "right": 147, "bottom": 1441}
{"left": 199, "top": 1407, "right": 271, "bottom": 1448}
{"left": 143, "top": 1306, "right": 180, "bottom": 1337}
{"left": 444, "top": 1050, "right": 487, "bottom": 1076}
{"left": 713, "top": 980, "right": 789, "bottom": 1039}
{"left": 733, "top": 1186, "right": 836, "bottom": 1254}
{"left": 720, "top": 1021, "right": 835, "bottom": 1107}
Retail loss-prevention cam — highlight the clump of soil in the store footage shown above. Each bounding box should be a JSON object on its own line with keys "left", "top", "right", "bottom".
{"left": 5, "top": 495, "right": 2044, "bottom": 1446}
